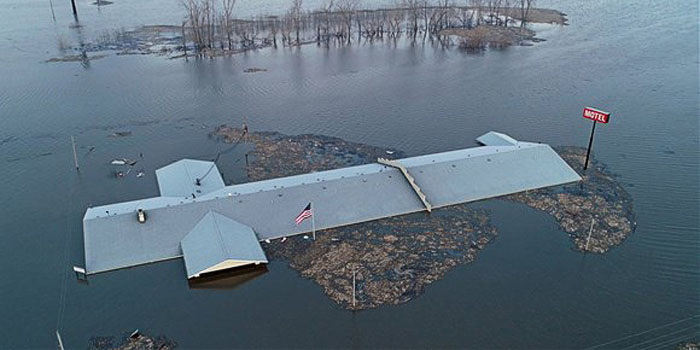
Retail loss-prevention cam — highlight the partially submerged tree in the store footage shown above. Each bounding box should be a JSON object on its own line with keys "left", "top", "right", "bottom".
{"left": 221, "top": 0, "right": 236, "bottom": 50}
{"left": 519, "top": 0, "right": 534, "bottom": 26}
{"left": 289, "top": 0, "right": 304, "bottom": 43}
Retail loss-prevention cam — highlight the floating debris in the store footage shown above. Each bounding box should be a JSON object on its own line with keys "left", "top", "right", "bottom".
{"left": 677, "top": 341, "right": 699, "bottom": 350}
{"left": 109, "top": 131, "right": 132, "bottom": 138}
{"left": 111, "top": 158, "right": 138, "bottom": 166}
{"left": 89, "top": 332, "right": 177, "bottom": 350}
{"left": 243, "top": 68, "right": 267, "bottom": 73}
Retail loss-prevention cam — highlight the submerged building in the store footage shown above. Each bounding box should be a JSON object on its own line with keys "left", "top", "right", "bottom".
{"left": 82, "top": 131, "right": 581, "bottom": 279}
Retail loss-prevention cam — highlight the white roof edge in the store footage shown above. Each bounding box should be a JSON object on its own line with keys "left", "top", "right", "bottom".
{"left": 155, "top": 158, "right": 216, "bottom": 173}
{"left": 188, "top": 259, "right": 268, "bottom": 278}
{"left": 476, "top": 131, "right": 519, "bottom": 146}
{"left": 83, "top": 137, "right": 554, "bottom": 219}
{"left": 200, "top": 142, "right": 540, "bottom": 200}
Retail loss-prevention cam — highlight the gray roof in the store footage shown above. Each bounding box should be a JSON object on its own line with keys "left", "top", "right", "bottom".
{"left": 83, "top": 132, "right": 581, "bottom": 275}
{"left": 181, "top": 211, "right": 267, "bottom": 279}
{"left": 476, "top": 131, "right": 519, "bottom": 146}
{"left": 155, "top": 159, "right": 224, "bottom": 198}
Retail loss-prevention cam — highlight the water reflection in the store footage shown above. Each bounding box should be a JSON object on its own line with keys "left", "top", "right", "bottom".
{"left": 187, "top": 265, "right": 268, "bottom": 290}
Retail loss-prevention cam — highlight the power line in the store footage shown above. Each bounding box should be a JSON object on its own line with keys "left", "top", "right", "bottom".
{"left": 640, "top": 330, "right": 700, "bottom": 350}
{"left": 585, "top": 314, "right": 700, "bottom": 349}
{"left": 622, "top": 324, "right": 699, "bottom": 350}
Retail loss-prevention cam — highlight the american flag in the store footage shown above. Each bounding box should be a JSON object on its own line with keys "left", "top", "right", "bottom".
{"left": 295, "top": 203, "right": 313, "bottom": 225}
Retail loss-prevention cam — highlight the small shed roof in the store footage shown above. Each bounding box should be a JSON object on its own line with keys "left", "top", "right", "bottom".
{"left": 476, "top": 131, "right": 519, "bottom": 146}
{"left": 155, "top": 159, "right": 225, "bottom": 199}
{"left": 180, "top": 211, "right": 268, "bottom": 279}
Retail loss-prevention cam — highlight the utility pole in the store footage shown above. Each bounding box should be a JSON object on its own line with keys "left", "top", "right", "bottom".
{"left": 70, "top": 0, "right": 78, "bottom": 17}
{"left": 56, "top": 330, "right": 65, "bottom": 350}
{"left": 347, "top": 262, "right": 359, "bottom": 310}
{"left": 49, "top": 0, "right": 56, "bottom": 21}
{"left": 585, "top": 218, "right": 595, "bottom": 252}
{"left": 71, "top": 135, "right": 80, "bottom": 172}
{"left": 352, "top": 268, "right": 356, "bottom": 309}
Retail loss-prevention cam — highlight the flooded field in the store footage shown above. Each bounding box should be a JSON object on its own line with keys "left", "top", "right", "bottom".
{"left": 0, "top": 0, "right": 697, "bottom": 348}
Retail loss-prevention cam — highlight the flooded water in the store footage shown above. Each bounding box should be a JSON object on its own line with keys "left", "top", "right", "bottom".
{"left": 0, "top": 0, "right": 698, "bottom": 348}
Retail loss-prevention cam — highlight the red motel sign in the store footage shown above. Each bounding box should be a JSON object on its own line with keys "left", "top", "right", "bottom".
{"left": 583, "top": 107, "right": 610, "bottom": 124}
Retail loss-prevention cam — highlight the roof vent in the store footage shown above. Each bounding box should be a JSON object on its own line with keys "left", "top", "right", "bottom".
{"left": 137, "top": 209, "right": 147, "bottom": 224}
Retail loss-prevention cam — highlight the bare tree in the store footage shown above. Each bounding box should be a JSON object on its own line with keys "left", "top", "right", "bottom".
{"left": 289, "top": 0, "right": 304, "bottom": 43}
{"left": 336, "top": 0, "right": 359, "bottom": 43}
{"left": 183, "top": 0, "right": 205, "bottom": 51}
{"left": 221, "top": 0, "right": 235, "bottom": 50}
{"left": 470, "top": 0, "right": 483, "bottom": 26}
{"left": 403, "top": 0, "right": 422, "bottom": 35}
{"left": 502, "top": 0, "right": 511, "bottom": 27}
{"left": 519, "top": 0, "right": 534, "bottom": 26}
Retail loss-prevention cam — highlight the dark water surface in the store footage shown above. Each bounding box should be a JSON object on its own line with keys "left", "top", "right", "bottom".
{"left": 0, "top": 0, "right": 698, "bottom": 348}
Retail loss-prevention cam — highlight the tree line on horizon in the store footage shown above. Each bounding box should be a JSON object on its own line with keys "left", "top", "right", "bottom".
{"left": 181, "top": 0, "right": 536, "bottom": 54}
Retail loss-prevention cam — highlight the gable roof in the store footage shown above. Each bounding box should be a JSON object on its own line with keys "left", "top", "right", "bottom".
{"left": 180, "top": 211, "right": 267, "bottom": 279}
{"left": 155, "top": 159, "right": 225, "bottom": 199}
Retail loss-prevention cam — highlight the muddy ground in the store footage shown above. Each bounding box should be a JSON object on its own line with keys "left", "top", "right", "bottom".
{"left": 89, "top": 332, "right": 177, "bottom": 350}
{"left": 508, "top": 146, "right": 636, "bottom": 253}
{"left": 212, "top": 126, "right": 635, "bottom": 310}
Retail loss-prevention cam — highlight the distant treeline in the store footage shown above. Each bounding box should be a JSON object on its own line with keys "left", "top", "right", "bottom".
{"left": 181, "top": 0, "right": 537, "bottom": 53}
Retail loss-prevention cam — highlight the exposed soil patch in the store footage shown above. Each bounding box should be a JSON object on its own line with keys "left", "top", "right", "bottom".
{"left": 88, "top": 332, "right": 177, "bottom": 350}
{"left": 441, "top": 25, "right": 537, "bottom": 49}
{"left": 45, "top": 54, "right": 106, "bottom": 63}
{"left": 508, "top": 147, "right": 636, "bottom": 253}
{"left": 212, "top": 126, "right": 635, "bottom": 309}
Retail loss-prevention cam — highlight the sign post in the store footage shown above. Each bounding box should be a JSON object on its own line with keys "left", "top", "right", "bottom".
{"left": 582, "top": 107, "right": 610, "bottom": 171}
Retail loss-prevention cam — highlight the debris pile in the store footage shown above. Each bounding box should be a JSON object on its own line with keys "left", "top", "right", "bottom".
{"left": 211, "top": 125, "right": 401, "bottom": 181}
{"left": 212, "top": 126, "right": 635, "bottom": 309}
{"left": 508, "top": 146, "right": 636, "bottom": 253}
{"left": 266, "top": 207, "right": 496, "bottom": 310}
{"left": 677, "top": 341, "right": 700, "bottom": 350}
{"left": 89, "top": 332, "right": 177, "bottom": 350}
{"left": 243, "top": 68, "right": 268, "bottom": 73}
{"left": 214, "top": 126, "right": 495, "bottom": 309}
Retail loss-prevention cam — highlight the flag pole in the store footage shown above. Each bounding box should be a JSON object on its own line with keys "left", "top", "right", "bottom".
{"left": 311, "top": 201, "right": 316, "bottom": 241}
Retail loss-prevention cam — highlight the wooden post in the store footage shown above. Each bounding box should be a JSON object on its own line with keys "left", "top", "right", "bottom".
{"left": 71, "top": 136, "right": 80, "bottom": 172}
{"left": 585, "top": 219, "right": 595, "bottom": 252}
{"left": 352, "top": 268, "right": 356, "bottom": 309}
{"left": 584, "top": 121, "right": 597, "bottom": 171}
{"left": 181, "top": 21, "right": 188, "bottom": 60}
{"left": 56, "top": 330, "right": 65, "bottom": 350}
{"left": 49, "top": 0, "right": 56, "bottom": 21}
